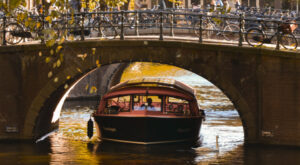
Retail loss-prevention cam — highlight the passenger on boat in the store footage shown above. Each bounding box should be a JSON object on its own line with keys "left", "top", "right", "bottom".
{"left": 141, "top": 98, "right": 155, "bottom": 111}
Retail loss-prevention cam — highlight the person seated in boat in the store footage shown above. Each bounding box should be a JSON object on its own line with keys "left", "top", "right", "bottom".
{"left": 141, "top": 98, "right": 155, "bottom": 111}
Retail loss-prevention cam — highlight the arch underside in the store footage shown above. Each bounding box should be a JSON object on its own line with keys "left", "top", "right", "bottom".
{"left": 28, "top": 64, "right": 128, "bottom": 139}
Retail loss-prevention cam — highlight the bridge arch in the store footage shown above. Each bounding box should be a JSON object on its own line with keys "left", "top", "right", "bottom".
{"left": 19, "top": 40, "right": 259, "bottom": 144}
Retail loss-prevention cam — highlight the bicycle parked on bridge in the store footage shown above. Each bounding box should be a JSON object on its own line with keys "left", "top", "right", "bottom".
{"left": 50, "top": 9, "right": 120, "bottom": 40}
{"left": 246, "top": 18, "right": 298, "bottom": 50}
{"left": 193, "top": 14, "right": 240, "bottom": 41}
{"left": 4, "top": 7, "right": 45, "bottom": 45}
{"left": 93, "top": 13, "right": 120, "bottom": 39}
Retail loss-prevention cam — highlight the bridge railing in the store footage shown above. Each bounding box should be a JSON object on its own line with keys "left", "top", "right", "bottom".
{"left": 0, "top": 10, "right": 299, "bottom": 51}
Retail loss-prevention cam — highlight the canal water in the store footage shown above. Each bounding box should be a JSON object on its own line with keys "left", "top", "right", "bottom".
{"left": 1, "top": 63, "right": 300, "bottom": 164}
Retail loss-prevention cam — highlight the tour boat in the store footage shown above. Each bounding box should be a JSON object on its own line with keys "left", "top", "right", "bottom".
{"left": 93, "top": 78, "right": 205, "bottom": 144}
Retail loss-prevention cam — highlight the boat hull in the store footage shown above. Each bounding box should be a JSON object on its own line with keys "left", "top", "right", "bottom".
{"left": 94, "top": 116, "right": 202, "bottom": 144}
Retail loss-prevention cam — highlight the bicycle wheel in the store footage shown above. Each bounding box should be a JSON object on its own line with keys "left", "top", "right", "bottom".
{"left": 5, "top": 23, "right": 23, "bottom": 45}
{"left": 246, "top": 28, "right": 264, "bottom": 47}
{"left": 280, "top": 33, "right": 298, "bottom": 50}
{"left": 223, "top": 24, "right": 240, "bottom": 41}
{"left": 269, "top": 34, "right": 278, "bottom": 45}
{"left": 194, "top": 22, "right": 214, "bottom": 39}
{"left": 93, "top": 21, "right": 118, "bottom": 39}
{"left": 125, "top": 14, "right": 136, "bottom": 30}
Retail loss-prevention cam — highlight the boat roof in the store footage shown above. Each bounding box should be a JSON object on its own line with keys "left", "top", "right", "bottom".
{"left": 109, "top": 78, "right": 196, "bottom": 95}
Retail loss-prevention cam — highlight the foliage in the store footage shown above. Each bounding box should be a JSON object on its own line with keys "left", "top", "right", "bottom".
{"left": 0, "top": 0, "right": 24, "bottom": 13}
{"left": 1, "top": 0, "right": 127, "bottom": 13}
{"left": 104, "top": 0, "right": 127, "bottom": 8}
{"left": 0, "top": 0, "right": 115, "bottom": 91}
{"left": 168, "top": 0, "right": 182, "bottom": 7}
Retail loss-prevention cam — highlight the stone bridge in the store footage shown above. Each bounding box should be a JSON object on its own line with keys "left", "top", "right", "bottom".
{"left": 1, "top": 38, "right": 300, "bottom": 146}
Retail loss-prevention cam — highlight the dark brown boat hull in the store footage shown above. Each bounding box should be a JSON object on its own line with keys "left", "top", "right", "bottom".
{"left": 94, "top": 116, "right": 203, "bottom": 144}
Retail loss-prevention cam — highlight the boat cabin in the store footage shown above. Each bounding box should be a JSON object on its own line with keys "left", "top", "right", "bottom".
{"left": 96, "top": 78, "right": 201, "bottom": 117}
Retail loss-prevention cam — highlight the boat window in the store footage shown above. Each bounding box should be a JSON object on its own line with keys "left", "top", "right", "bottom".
{"left": 166, "top": 96, "right": 190, "bottom": 114}
{"left": 133, "top": 95, "right": 139, "bottom": 103}
{"left": 106, "top": 95, "right": 130, "bottom": 112}
{"left": 133, "top": 95, "right": 161, "bottom": 111}
{"left": 168, "top": 97, "right": 188, "bottom": 104}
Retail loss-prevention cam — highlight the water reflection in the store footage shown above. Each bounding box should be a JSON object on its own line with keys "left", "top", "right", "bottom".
{"left": 86, "top": 142, "right": 199, "bottom": 165}
{"left": 2, "top": 136, "right": 300, "bottom": 165}
{"left": 0, "top": 140, "right": 51, "bottom": 165}
{"left": 49, "top": 135, "right": 99, "bottom": 164}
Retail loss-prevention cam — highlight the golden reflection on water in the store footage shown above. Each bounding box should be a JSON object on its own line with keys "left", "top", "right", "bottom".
{"left": 50, "top": 135, "right": 99, "bottom": 165}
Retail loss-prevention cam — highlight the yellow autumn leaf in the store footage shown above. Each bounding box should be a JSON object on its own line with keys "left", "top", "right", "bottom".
{"left": 85, "top": 84, "right": 89, "bottom": 91}
{"left": 60, "top": 53, "right": 64, "bottom": 62}
{"left": 45, "top": 57, "right": 51, "bottom": 63}
{"left": 24, "top": 20, "right": 29, "bottom": 27}
{"left": 16, "top": 14, "right": 21, "bottom": 21}
{"left": 36, "top": 22, "right": 41, "bottom": 29}
{"left": 20, "top": 13, "right": 26, "bottom": 21}
{"left": 64, "top": 84, "right": 69, "bottom": 89}
{"left": 50, "top": 49, "right": 54, "bottom": 55}
{"left": 48, "top": 71, "right": 53, "bottom": 78}
{"left": 53, "top": 62, "right": 57, "bottom": 68}
{"left": 46, "top": 39, "right": 55, "bottom": 47}
{"left": 56, "top": 46, "right": 63, "bottom": 53}
{"left": 68, "top": 19, "right": 74, "bottom": 25}
{"left": 76, "top": 68, "right": 82, "bottom": 73}
{"left": 89, "top": 86, "right": 97, "bottom": 94}
{"left": 92, "top": 48, "right": 96, "bottom": 55}
{"left": 39, "top": 51, "right": 42, "bottom": 57}
{"left": 96, "top": 60, "right": 101, "bottom": 67}
{"left": 57, "top": 60, "right": 61, "bottom": 67}
{"left": 45, "top": 16, "right": 51, "bottom": 22}
{"left": 54, "top": 77, "right": 59, "bottom": 83}
{"left": 77, "top": 53, "right": 87, "bottom": 60}
{"left": 66, "top": 75, "right": 71, "bottom": 80}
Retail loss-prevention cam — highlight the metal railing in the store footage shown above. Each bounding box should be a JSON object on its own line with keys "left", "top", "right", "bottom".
{"left": 0, "top": 10, "right": 299, "bottom": 51}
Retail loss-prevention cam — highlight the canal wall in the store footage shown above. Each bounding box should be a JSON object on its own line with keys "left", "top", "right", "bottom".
{"left": 63, "top": 63, "right": 128, "bottom": 108}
